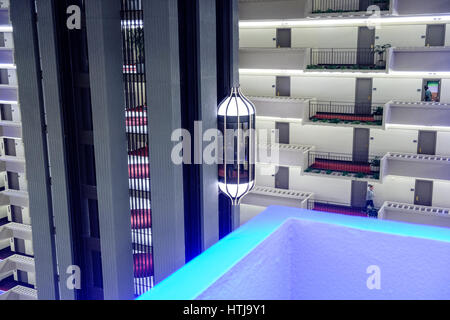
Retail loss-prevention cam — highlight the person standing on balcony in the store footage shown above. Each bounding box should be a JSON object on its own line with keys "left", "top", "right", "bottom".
{"left": 424, "top": 85, "right": 433, "bottom": 102}
{"left": 366, "top": 185, "right": 375, "bottom": 212}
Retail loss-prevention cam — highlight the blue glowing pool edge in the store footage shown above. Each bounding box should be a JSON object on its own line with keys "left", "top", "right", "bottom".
{"left": 137, "top": 206, "right": 450, "bottom": 300}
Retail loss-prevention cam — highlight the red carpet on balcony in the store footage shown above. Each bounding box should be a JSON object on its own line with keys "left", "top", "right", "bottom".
{"left": 129, "top": 146, "right": 149, "bottom": 157}
{"left": 314, "top": 113, "right": 375, "bottom": 122}
{"left": 134, "top": 253, "right": 153, "bottom": 278}
{"left": 131, "top": 209, "right": 151, "bottom": 229}
{"left": 311, "top": 159, "right": 372, "bottom": 174}
{"left": 313, "top": 203, "right": 367, "bottom": 217}
{"left": 129, "top": 163, "right": 150, "bottom": 179}
{"left": 126, "top": 116, "right": 147, "bottom": 126}
{"left": 126, "top": 105, "right": 147, "bottom": 113}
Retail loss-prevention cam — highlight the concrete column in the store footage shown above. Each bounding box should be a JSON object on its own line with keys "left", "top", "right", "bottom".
{"left": 85, "top": 0, "right": 134, "bottom": 300}
{"left": 197, "top": 0, "right": 219, "bottom": 251}
{"left": 35, "top": 0, "right": 76, "bottom": 300}
{"left": 10, "top": 0, "right": 59, "bottom": 300}
{"left": 142, "top": 0, "right": 186, "bottom": 284}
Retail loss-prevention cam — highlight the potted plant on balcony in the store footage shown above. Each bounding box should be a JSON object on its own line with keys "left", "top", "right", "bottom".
{"left": 373, "top": 44, "right": 391, "bottom": 68}
{"left": 373, "top": 106, "right": 384, "bottom": 121}
{"left": 370, "top": 157, "right": 381, "bottom": 172}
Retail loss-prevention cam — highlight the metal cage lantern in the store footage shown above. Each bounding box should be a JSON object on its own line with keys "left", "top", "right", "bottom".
{"left": 218, "top": 87, "right": 256, "bottom": 210}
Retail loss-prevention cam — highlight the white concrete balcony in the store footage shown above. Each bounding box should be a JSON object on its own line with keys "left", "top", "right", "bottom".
{"left": 240, "top": 48, "right": 307, "bottom": 71}
{"left": 0, "top": 84, "right": 17, "bottom": 105}
{"left": 0, "top": 285, "right": 37, "bottom": 300}
{"left": 258, "top": 143, "right": 313, "bottom": 168}
{"left": 0, "top": 254, "right": 34, "bottom": 283}
{"left": 0, "top": 190, "right": 29, "bottom": 208}
{"left": 0, "top": 155, "right": 25, "bottom": 174}
{"left": 379, "top": 201, "right": 450, "bottom": 228}
{"left": 385, "top": 101, "right": 450, "bottom": 129}
{"left": 249, "top": 96, "right": 308, "bottom": 122}
{"left": 0, "top": 222, "right": 32, "bottom": 243}
{"left": 241, "top": 186, "right": 314, "bottom": 224}
{"left": 389, "top": 47, "right": 450, "bottom": 73}
{"left": 0, "top": 120, "right": 21, "bottom": 139}
{"left": 382, "top": 152, "right": 450, "bottom": 181}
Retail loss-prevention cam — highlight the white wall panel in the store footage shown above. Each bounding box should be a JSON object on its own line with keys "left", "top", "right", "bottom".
{"left": 372, "top": 176, "right": 416, "bottom": 208}
{"left": 240, "top": 28, "right": 277, "bottom": 48}
{"left": 433, "top": 181, "right": 450, "bottom": 208}
{"left": 372, "top": 78, "right": 422, "bottom": 103}
{"left": 255, "top": 164, "right": 276, "bottom": 188}
{"left": 292, "top": 27, "right": 358, "bottom": 49}
{"left": 375, "top": 25, "right": 426, "bottom": 48}
{"left": 446, "top": 24, "right": 450, "bottom": 47}
{"left": 369, "top": 129, "right": 418, "bottom": 156}
{"left": 289, "top": 169, "right": 352, "bottom": 205}
{"left": 291, "top": 76, "right": 355, "bottom": 101}
{"left": 240, "top": 75, "right": 276, "bottom": 97}
{"left": 437, "top": 132, "right": 450, "bottom": 156}
{"left": 290, "top": 123, "right": 354, "bottom": 154}
{"left": 440, "top": 79, "right": 450, "bottom": 103}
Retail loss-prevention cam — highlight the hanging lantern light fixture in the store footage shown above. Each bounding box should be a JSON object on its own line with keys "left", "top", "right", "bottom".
{"left": 218, "top": 87, "right": 256, "bottom": 229}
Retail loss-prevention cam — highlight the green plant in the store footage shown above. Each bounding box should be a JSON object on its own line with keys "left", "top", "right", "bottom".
{"left": 374, "top": 106, "right": 384, "bottom": 116}
{"left": 371, "top": 158, "right": 381, "bottom": 167}
{"left": 356, "top": 172, "right": 365, "bottom": 178}
{"left": 372, "top": 44, "right": 391, "bottom": 67}
{"left": 372, "top": 173, "right": 380, "bottom": 180}
{"left": 342, "top": 172, "right": 349, "bottom": 176}
{"left": 326, "top": 170, "right": 333, "bottom": 175}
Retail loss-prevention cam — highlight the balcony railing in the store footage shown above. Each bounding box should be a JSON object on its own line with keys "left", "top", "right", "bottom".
{"left": 309, "top": 101, "right": 383, "bottom": 125}
{"left": 308, "top": 48, "right": 386, "bottom": 70}
{"left": 305, "top": 151, "right": 381, "bottom": 179}
{"left": 312, "top": 0, "right": 390, "bottom": 14}
{"left": 313, "top": 199, "right": 377, "bottom": 217}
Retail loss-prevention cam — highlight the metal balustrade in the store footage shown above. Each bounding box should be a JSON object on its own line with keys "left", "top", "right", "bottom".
{"left": 312, "top": 0, "right": 390, "bottom": 13}
{"left": 306, "top": 151, "right": 381, "bottom": 179}
{"left": 309, "top": 101, "right": 383, "bottom": 124}
{"left": 309, "top": 48, "right": 386, "bottom": 69}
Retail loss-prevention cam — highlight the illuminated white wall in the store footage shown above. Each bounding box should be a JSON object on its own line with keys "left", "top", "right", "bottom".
{"left": 372, "top": 78, "right": 422, "bottom": 103}
{"left": 372, "top": 176, "right": 416, "bottom": 208}
{"left": 433, "top": 181, "right": 450, "bottom": 208}
{"left": 440, "top": 79, "right": 450, "bottom": 103}
{"left": 290, "top": 123, "right": 354, "bottom": 153}
{"left": 446, "top": 24, "right": 450, "bottom": 46}
{"left": 289, "top": 169, "right": 352, "bottom": 205}
{"left": 369, "top": 129, "right": 418, "bottom": 156}
{"left": 437, "top": 132, "right": 450, "bottom": 156}
{"left": 291, "top": 76, "right": 356, "bottom": 101}
{"left": 240, "top": 75, "right": 276, "bottom": 96}
{"left": 375, "top": 25, "right": 426, "bottom": 48}
{"left": 240, "top": 28, "right": 277, "bottom": 48}
{"left": 255, "top": 164, "right": 276, "bottom": 188}
{"left": 291, "top": 27, "right": 358, "bottom": 48}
